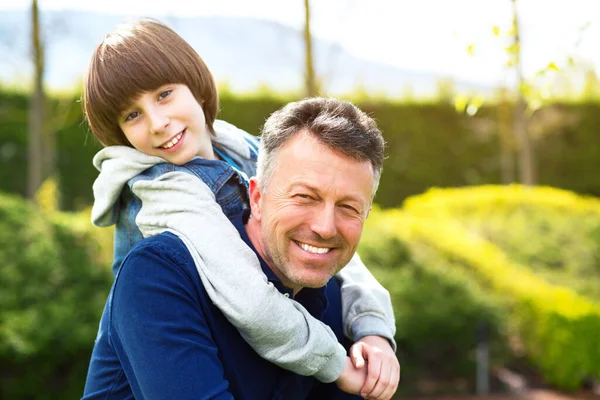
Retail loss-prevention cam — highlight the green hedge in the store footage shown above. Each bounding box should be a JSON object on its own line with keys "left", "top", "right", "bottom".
{"left": 375, "top": 188, "right": 600, "bottom": 389}
{"left": 358, "top": 209, "right": 508, "bottom": 384}
{"left": 0, "top": 192, "right": 113, "bottom": 399}
{"left": 403, "top": 185, "right": 600, "bottom": 301}
{"left": 3, "top": 89, "right": 600, "bottom": 210}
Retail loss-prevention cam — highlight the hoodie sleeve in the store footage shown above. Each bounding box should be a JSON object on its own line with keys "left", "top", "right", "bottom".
{"left": 129, "top": 170, "right": 347, "bottom": 383}
{"left": 334, "top": 254, "right": 397, "bottom": 350}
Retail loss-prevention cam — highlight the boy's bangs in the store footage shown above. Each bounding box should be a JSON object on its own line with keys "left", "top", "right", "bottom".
{"left": 95, "top": 45, "right": 187, "bottom": 118}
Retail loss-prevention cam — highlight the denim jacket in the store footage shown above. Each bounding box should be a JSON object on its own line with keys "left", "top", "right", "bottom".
{"left": 91, "top": 120, "right": 396, "bottom": 383}
{"left": 112, "top": 156, "right": 250, "bottom": 274}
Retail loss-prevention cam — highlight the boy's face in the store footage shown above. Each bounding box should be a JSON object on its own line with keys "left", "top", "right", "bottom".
{"left": 118, "top": 84, "right": 215, "bottom": 164}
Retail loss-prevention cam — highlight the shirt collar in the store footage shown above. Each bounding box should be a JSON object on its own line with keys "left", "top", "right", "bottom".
{"left": 231, "top": 210, "right": 329, "bottom": 317}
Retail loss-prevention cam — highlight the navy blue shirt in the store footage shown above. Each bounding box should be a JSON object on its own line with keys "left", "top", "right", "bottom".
{"left": 82, "top": 211, "right": 359, "bottom": 400}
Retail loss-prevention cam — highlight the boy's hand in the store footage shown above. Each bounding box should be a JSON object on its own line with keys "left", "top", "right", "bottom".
{"left": 349, "top": 335, "right": 400, "bottom": 400}
{"left": 335, "top": 356, "right": 368, "bottom": 395}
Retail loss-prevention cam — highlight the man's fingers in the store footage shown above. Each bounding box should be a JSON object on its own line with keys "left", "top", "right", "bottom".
{"left": 360, "top": 357, "right": 382, "bottom": 397}
{"left": 350, "top": 343, "right": 366, "bottom": 368}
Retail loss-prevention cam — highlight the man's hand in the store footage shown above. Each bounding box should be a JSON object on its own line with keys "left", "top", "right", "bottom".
{"left": 335, "top": 356, "right": 368, "bottom": 395}
{"left": 349, "top": 335, "right": 400, "bottom": 400}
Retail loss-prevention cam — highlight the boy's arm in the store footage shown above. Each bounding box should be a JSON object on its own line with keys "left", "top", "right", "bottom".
{"left": 335, "top": 254, "right": 397, "bottom": 349}
{"left": 130, "top": 171, "right": 347, "bottom": 383}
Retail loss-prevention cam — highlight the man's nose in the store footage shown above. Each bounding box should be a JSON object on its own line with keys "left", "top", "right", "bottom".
{"left": 147, "top": 108, "right": 169, "bottom": 135}
{"left": 309, "top": 204, "right": 337, "bottom": 240}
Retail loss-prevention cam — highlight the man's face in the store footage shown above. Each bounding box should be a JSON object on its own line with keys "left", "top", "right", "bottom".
{"left": 249, "top": 131, "right": 375, "bottom": 292}
{"left": 118, "top": 84, "right": 214, "bottom": 164}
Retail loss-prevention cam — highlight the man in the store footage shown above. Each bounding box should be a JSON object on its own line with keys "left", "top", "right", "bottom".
{"left": 83, "top": 98, "right": 399, "bottom": 399}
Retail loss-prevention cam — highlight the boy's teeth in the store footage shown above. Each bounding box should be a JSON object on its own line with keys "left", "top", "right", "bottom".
{"left": 297, "top": 241, "right": 330, "bottom": 254}
{"left": 161, "top": 132, "right": 183, "bottom": 149}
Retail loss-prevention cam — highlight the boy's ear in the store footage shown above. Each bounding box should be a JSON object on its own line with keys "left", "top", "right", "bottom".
{"left": 248, "top": 177, "right": 262, "bottom": 221}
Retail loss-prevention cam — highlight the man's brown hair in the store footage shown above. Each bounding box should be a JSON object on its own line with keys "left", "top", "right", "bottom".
{"left": 257, "top": 97, "right": 386, "bottom": 197}
{"left": 83, "top": 19, "right": 218, "bottom": 146}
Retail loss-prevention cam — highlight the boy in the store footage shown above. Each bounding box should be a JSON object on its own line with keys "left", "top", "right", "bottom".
{"left": 83, "top": 19, "right": 398, "bottom": 399}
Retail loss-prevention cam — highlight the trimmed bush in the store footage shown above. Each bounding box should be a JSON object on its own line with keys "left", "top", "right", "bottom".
{"left": 369, "top": 202, "right": 600, "bottom": 389}
{"left": 404, "top": 185, "right": 600, "bottom": 300}
{"left": 358, "top": 209, "right": 508, "bottom": 383}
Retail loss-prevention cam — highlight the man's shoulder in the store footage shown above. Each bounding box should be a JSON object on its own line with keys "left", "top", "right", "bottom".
{"left": 119, "top": 232, "right": 196, "bottom": 279}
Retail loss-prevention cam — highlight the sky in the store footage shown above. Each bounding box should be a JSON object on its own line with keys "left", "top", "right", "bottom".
{"left": 1, "top": 0, "right": 599, "bottom": 88}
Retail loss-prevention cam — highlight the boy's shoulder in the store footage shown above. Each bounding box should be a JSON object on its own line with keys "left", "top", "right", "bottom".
{"left": 212, "top": 120, "right": 259, "bottom": 160}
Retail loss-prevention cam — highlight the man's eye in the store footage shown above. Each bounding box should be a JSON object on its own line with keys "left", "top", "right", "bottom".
{"left": 124, "top": 111, "right": 139, "bottom": 122}
{"left": 158, "top": 90, "right": 172, "bottom": 100}
{"left": 296, "top": 194, "right": 313, "bottom": 200}
{"left": 341, "top": 204, "right": 359, "bottom": 214}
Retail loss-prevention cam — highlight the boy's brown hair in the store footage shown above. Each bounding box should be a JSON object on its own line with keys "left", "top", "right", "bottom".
{"left": 83, "top": 19, "right": 218, "bottom": 146}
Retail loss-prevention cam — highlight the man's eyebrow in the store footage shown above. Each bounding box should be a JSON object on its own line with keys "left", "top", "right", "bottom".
{"left": 288, "top": 182, "right": 319, "bottom": 193}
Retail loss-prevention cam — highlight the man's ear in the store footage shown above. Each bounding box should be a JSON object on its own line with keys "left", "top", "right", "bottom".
{"left": 248, "top": 177, "right": 263, "bottom": 221}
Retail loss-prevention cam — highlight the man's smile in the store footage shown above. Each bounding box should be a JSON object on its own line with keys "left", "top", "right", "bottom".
{"left": 293, "top": 240, "right": 332, "bottom": 255}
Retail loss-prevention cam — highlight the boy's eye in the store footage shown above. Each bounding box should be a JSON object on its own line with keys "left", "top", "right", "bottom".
{"left": 158, "top": 90, "right": 172, "bottom": 100}
{"left": 124, "top": 111, "right": 139, "bottom": 122}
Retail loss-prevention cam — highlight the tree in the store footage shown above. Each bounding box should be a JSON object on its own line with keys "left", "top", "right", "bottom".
{"left": 27, "top": 0, "right": 57, "bottom": 202}
{"left": 27, "top": 0, "right": 45, "bottom": 199}
{"left": 510, "top": 0, "right": 535, "bottom": 185}
{"left": 303, "top": 0, "right": 317, "bottom": 97}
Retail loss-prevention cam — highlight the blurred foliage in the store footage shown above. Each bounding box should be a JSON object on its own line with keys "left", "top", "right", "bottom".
{"left": 3, "top": 89, "right": 600, "bottom": 210}
{"left": 359, "top": 210, "right": 508, "bottom": 385}
{"left": 0, "top": 192, "right": 113, "bottom": 399}
{"left": 395, "top": 185, "right": 600, "bottom": 389}
{"left": 404, "top": 185, "right": 600, "bottom": 300}
{"left": 1, "top": 184, "right": 600, "bottom": 395}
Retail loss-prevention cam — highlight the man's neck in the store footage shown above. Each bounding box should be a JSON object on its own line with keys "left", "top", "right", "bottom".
{"left": 244, "top": 216, "right": 303, "bottom": 296}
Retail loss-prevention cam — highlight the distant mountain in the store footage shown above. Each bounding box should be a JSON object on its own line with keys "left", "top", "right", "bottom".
{"left": 0, "top": 10, "right": 493, "bottom": 96}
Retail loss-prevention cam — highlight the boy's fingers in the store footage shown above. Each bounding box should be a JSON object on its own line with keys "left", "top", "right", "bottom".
{"left": 376, "top": 363, "right": 397, "bottom": 400}
{"left": 360, "top": 357, "right": 382, "bottom": 397}
{"left": 380, "top": 362, "right": 401, "bottom": 400}
{"left": 350, "top": 343, "right": 366, "bottom": 368}
{"left": 369, "top": 361, "right": 392, "bottom": 399}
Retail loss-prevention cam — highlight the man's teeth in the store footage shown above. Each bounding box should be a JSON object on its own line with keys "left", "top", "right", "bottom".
{"left": 161, "top": 132, "right": 183, "bottom": 149}
{"left": 297, "top": 242, "right": 331, "bottom": 254}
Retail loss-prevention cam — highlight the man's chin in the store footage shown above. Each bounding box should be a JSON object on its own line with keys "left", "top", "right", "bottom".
{"left": 290, "top": 272, "right": 333, "bottom": 289}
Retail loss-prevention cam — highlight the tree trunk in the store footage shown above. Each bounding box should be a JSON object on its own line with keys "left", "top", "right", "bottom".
{"left": 497, "top": 88, "right": 515, "bottom": 184}
{"left": 27, "top": 0, "right": 45, "bottom": 200}
{"left": 511, "top": 0, "right": 535, "bottom": 185}
{"left": 303, "top": 0, "right": 317, "bottom": 97}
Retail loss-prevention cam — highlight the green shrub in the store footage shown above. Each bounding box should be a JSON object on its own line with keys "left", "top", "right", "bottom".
{"left": 404, "top": 185, "right": 600, "bottom": 300}
{"left": 371, "top": 203, "right": 600, "bottom": 389}
{"left": 359, "top": 209, "right": 508, "bottom": 382}
{"left": 0, "top": 192, "right": 112, "bottom": 399}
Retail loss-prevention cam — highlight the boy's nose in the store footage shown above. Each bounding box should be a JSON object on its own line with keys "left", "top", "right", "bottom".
{"left": 148, "top": 110, "right": 170, "bottom": 135}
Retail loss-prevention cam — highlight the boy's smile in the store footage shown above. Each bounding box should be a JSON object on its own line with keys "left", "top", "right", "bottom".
{"left": 119, "top": 84, "right": 216, "bottom": 164}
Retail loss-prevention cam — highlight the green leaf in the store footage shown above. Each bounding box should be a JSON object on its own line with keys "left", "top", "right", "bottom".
{"left": 546, "top": 62, "right": 559, "bottom": 72}
{"left": 466, "top": 43, "right": 475, "bottom": 56}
